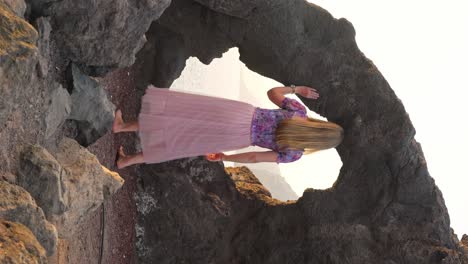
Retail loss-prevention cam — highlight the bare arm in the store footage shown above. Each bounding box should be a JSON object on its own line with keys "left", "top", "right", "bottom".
{"left": 207, "top": 151, "right": 278, "bottom": 163}
{"left": 267, "top": 86, "right": 320, "bottom": 107}
{"left": 267, "top": 86, "right": 295, "bottom": 108}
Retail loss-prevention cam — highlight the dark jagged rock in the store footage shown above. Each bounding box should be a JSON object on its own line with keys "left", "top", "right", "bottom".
{"left": 134, "top": 22, "right": 189, "bottom": 89}
{"left": 135, "top": 157, "right": 239, "bottom": 261}
{"left": 66, "top": 64, "right": 115, "bottom": 147}
{"left": 133, "top": 0, "right": 468, "bottom": 263}
{"left": 28, "top": 0, "right": 171, "bottom": 70}
{"left": 0, "top": 180, "right": 58, "bottom": 256}
{"left": 0, "top": 220, "right": 47, "bottom": 264}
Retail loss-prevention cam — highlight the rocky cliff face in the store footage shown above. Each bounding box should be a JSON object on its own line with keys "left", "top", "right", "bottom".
{"left": 0, "top": 0, "right": 134, "bottom": 261}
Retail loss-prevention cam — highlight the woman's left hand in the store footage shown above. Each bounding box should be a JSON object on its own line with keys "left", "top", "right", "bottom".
{"left": 295, "top": 86, "right": 319, "bottom": 99}
{"left": 206, "top": 153, "right": 225, "bottom": 162}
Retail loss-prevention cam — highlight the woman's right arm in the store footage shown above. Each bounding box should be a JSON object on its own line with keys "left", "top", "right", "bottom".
{"left": 267, "top": 86, "right": 295, "bottom": 108}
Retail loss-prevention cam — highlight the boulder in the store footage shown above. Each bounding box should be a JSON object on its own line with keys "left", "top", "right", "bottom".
{"left": 18, "top": 138, "right": 124, "bottom": 239}
{"left": 34, "top": 0, "right": 171, "bottom": 69}
{"left": 67, "top": 64, "right": 115, "bottom": 147}
{"left": 0, "top": 180, "right": 58, "bottom": 256}
{"left": 0, "top": 220, "right": 47, "bottom": 264}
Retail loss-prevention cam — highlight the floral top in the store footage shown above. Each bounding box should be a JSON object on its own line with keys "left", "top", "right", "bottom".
{"left": 250, "top": 97, "right": 307, "bottom": 163}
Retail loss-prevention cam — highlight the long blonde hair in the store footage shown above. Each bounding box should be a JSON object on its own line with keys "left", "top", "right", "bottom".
{"left": 275, "top": 117, "right": 344, "bottom": 154}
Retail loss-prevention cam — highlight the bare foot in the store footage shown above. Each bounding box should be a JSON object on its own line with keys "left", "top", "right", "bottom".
{"left": 116, "top": 146, "right": 128, "bottom": 169}
{"left": 112, "top": 109, "right": 124, "bottom": 133}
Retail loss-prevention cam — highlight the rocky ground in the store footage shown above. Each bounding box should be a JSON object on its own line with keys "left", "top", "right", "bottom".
{"left": 47, "top": 67, "right": 142, "bottom": 264}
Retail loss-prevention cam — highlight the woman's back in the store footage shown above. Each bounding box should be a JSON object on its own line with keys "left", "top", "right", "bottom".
{"left": 251, "top": 97, "right": 307, "bottom": 163}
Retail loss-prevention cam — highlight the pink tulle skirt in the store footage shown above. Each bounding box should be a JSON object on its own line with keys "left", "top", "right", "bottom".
{"left": 138, "top": 86, "right": 255, "bottom": 163}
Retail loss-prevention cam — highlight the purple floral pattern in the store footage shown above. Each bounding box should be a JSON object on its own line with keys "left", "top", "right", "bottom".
{"left": 250, "top": 97, "right": 307, "bottom": 163}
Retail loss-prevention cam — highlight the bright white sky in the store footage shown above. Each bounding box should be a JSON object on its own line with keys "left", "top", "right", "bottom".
{"left": 171, "top": 0, "right": 468, "bottom": 238}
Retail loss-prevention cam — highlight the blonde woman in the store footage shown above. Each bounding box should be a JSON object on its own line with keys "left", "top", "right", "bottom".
{"left": 113, "top": 85, "right": 343, "bottom": 168}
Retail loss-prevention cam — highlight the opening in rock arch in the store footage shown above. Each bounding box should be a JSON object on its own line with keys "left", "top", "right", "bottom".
{"left": 171, "top": 48, "right": 342, "bottom": 201}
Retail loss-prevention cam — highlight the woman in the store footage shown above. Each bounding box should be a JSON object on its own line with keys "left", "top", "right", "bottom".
{"left": 113, "top": 85, "right": 343, "bottom": 168}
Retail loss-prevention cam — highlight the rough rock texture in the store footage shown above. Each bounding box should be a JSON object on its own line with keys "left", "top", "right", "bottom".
{"left": 33, "top": 16, "right": 51, "bottom": 78}
{"left": 67, "top": 64, "right": 116, "bottom": 147}
{"left": 2, "top": 0, "right": 25, "bottom": 17}
{"left": 18, "top": 144, "right": 66, "bottom": 217}
{"left": 461, "top": 235, "right": 468, "bottom": 252}
{"left": 0, "top": 1, "right": 36, "bottom": 60}
{"left": 226, "top": 166, "right": 277, "bottom": 204}
{"left": 234, "top": 162, "right": 298, "bottom": 201}
{"left": 51, "top": 138, "right": 124, "bottom": 238}
{"left": 135, "top": 157, "right": 239, "bottom": 261}
{"left": 133, "top": 0, "right": 468, "bottom": 263}
{"left": 0, "top": 220, "right": 47, "bottom": 264}
{"left": 28, "top": 0, "right": 171, "bottom": 69}
{"left": 0, "top": 0, "right": 54, "bottom": 176}
{"left": 45, "top": 84, "right": 71, "bottom": 138}
{"left": 134, "top": 21, "right": 189, "bottom": 89}
{"left": 1, "top": 0, "right": 142, "bottom": 262}
{"left": 19, "top": 138, "right": 124, "bottom": 239}
{"left": 0, "top": 180, "right": 58, "bottom": 256}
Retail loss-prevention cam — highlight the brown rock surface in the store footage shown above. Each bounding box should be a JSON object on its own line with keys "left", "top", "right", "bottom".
{"left": 52, "top": 138, "right": 124, "bottom": 238}
{"left": 0, "top": 180, "right": 57, "bottom": 256}
{"left": 0, "top": 220, "right": 47, "bottom": 264}
{"left": 18, "top": 139, "right": 124, "bottom": 240}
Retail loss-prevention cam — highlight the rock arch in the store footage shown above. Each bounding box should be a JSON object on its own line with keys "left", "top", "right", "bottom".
{"left": 133, "top": 0, "right": 466, "bottom": 263}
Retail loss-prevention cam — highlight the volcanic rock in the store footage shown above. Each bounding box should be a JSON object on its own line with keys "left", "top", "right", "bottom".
{"left": 135, "top": 157, "right": 238, "bottom": 261}
{"left": 0, "top": 220, "right": 47, "bottom": 264}
{"left": 0, "top": 180, "right": 58, "bottom": 256}
{"left": 67, "top": 64, "right": 115, "bottom": 147}
{"left": 132, "top": 0, "right": 468, "bottom": 263}
{"left": 18, "top": 144, "right": 67, "bottom": 217}
{"left": 33, "top": 16, "right": 51, "bottom": 78}
{"left": 18, "top": 138, "right": 124, "bottom": 239}
{"left": 2, "top": 0, "right": 26, "bottom": 17}
{"left": 0, "top": 2, "right": 37, "bottom": 61}
{"left": 44, "top": 83, "right": 71, "bottom": 138}
{"left": 234, "top": 162, "right": 299, "bottom": 201}
{"left": 32, "top": 0, "right": 171, "bottom": 69}
{"left": 225, "top": 166, "right": 275, "bottom": 203}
